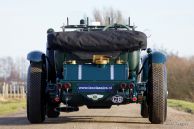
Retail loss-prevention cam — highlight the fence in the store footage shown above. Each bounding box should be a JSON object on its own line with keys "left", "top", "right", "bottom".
{"left": 0, "top": 82, "right": 26, "bottom": 100}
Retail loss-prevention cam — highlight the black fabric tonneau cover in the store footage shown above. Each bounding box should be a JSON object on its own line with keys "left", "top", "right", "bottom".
{"left": 47, "top": 30, "right": 147, "bottom": 52}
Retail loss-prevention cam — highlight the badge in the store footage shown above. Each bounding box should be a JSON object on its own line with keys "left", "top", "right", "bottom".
{"left": 112, "top": 95, "right": 123, "bottom": 103}
{"left": 87, "top": 94, "right": 104, "bottom": 101}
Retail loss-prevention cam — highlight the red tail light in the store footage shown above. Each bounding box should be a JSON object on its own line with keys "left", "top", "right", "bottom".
{"left": 53, "top": 96, "right": 60, "bottom": 103}
{"left": 120, "top": 83, "right": 127, "bottom": 89}
{"left": 62, "top": 83, "right": 71, "bottom": 89}
{"left": 129, "top": 83, "right": 135, "bottom": 89}
{"left": 132, "top": 97, "right": 137, "bottom": 102}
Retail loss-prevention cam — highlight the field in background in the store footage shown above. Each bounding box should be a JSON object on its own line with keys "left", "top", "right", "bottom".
{"left": 168, "top": 99, "right": 194, "bottom": 114}
{"left": 0, "top": 99, "right": 26, "bottom": 115}
{"left": 0, "top": 82, "right": 26, "bottom": 115}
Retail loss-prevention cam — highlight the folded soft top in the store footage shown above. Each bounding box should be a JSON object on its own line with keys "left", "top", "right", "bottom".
{"left": 47, "top": 30, "right": 147, "bottom": 52}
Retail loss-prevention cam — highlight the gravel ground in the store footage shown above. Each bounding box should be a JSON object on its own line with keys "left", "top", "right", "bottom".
{"left": 0, "top": 104, "right": 194, "bottom": 129}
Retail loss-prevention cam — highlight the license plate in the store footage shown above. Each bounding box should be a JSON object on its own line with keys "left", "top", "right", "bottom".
{"left": 77, "top": 83, "right": 113, "bottom": 92}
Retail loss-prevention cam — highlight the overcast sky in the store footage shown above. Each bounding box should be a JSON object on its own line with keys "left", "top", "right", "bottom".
{"left": 0, "top": 0, "right": 194, "bottom": 58}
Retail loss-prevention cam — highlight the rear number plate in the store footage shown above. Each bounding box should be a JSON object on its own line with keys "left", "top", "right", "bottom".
{"left": 77, "top": 83, "right": 113, "bottom": 92}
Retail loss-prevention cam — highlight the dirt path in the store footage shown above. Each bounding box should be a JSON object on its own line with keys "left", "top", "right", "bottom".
{"left": 0, "top": 104, "right": 194, "bottom": 129}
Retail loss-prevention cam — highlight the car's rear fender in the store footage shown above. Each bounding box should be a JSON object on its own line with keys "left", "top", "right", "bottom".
{"left": 27, "top": 51, "right": 46, "bottom": 63}
{"left": 142, "top": 50, "right": 166, "bottom": 81}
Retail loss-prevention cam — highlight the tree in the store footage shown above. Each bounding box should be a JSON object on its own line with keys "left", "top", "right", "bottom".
{"left": 92, "top": 7, "right": 125, "bottom": 25}
{"left": 0, "top": 57, "right": 28, "bottom": 83}
{"left": 166, "top": 54, "right": 194, "bottom": 102}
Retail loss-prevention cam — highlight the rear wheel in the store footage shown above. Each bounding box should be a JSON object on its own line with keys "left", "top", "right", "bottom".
{"left": 46, "top": 104, "right": 60, "bottom": 118}
{"left": 148, "top": 63, "right": 167, "bottom": 124}
{"left": 46, "top": 50, "right": 56, "bottom": 83}
{"left": 141, "top": 100, "right": 149, "bottom": 118}
{"left": 47, "top": 110, "right": 60, "bottom": 118}
{"left": 27, "top": 62, "right": 46, "bottom": 123}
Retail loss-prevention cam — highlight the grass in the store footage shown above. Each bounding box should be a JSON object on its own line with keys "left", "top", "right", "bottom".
{"left": 0, "top": 98, "right": 193, "bottom": 115}
{"left": 168, "top": 99, "right": 194, "bottom": 114}
{"left": 0, "top": 99, "right": 26, "bottom": 115}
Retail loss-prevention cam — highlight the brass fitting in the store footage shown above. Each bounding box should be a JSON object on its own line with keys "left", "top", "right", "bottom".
{"left": 65, "top": 60, "right": 76, "bottom": 64}
{"left": 93, "top": 55, "right": 109, "bottom": 65}
{"left": 116, "top": 58, "right": 124, "bottom": 64}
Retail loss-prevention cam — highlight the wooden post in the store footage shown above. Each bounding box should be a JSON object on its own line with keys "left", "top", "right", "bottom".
{"left": 5, "top": 83, "right": 9, "bottom": 99}
{"left": 14, "top": 84, "right": 16, "bottom": 98}
{"left": 0, "top": 82, "right": 27, "bottom": 100}
{"left": 22, "top": 86, "right": 25, "bottom": 99}
{"left": 2, "top": 82, "right": 5, "bottom": 98}
{"left": 17, "top": 85, "right": 19, "bottom": 98}
{"left": 18, "top": 85, "right": 20, "bottom": 99}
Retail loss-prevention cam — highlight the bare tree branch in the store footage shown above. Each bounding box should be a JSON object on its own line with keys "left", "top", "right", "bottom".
{"left": 92, "top": 7, "right": 125, "bottom": 25}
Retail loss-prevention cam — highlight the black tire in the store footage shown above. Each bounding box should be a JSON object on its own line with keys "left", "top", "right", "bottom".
{"left": 141, "top": 61, "right": 149, "bottom": 118}
{"left": 27, "top": 63, "right": 46, "bottom": 123}
{"left": 164, "top": 65, "right": 168, "bottom": 121}
{"left": 46, "top": 103, "right": 60, "bottom": 118}
{"left": 164, "top": 98, "right": 167, "bottom": 121}
{"left": 141, "top": 100, "right": 149, "bottom": 118}
{"left": 148, "top": 63, "right": 167, "bottom": 124}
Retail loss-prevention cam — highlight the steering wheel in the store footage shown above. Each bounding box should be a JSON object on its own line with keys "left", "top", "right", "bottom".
{"left": 103, "top": 23, "right": 131, "bottom": 31}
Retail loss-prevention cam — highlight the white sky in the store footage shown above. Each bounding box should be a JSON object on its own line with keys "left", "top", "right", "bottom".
{"left": 0, "top": 0, "right": 194, "bottom": 58}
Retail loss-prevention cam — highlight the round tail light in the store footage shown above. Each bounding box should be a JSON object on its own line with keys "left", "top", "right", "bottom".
{"left": 62, "top": 83, "right": 71, "bottom": 89}
{"left": 53, "top": 96, "right": 60, "bottom": 103}
{"left": 120, "top": 83, "right": 127, "bottom": 89}
{"left": 129, "top": 83, "right": 135, "bottom": 89}
{"left": 132, "top": 97, "right": 137, "bottom": 102}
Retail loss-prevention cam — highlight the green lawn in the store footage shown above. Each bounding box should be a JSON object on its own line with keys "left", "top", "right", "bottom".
{"left": 0, "top": 99, "right": 26, "bottom": 115}
{"left": 168, "top": 99, "right": 194, "bottom": 114}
